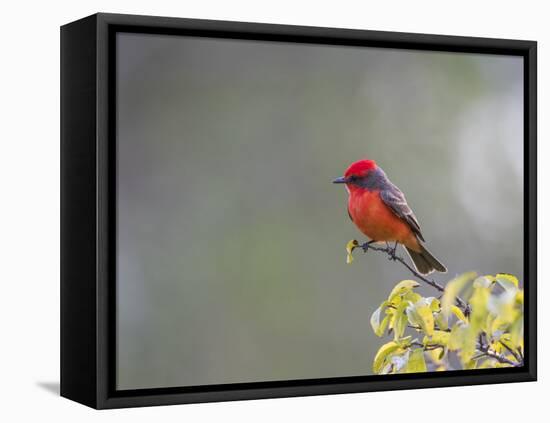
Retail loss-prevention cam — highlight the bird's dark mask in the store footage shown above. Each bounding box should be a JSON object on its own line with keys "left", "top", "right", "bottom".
{"left": 333, "top": 167, "right": 386, "bottom": 191}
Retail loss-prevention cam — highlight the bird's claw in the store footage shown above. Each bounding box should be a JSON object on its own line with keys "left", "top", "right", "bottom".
{"left": 361, "top": 240, "right": 375, "bottom": 253}
{"left": 387, "top": 243, "right": 398, "bottom": 260}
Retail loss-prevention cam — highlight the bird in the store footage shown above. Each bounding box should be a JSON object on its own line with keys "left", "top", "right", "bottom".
{"left": 333, "top": 158, "right": 446, "bottom": 275}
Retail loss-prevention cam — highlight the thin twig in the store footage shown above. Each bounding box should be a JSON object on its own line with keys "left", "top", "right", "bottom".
{"left": 411, "top": 340, "right": 444, "bottom": 352}
{"left": 476, "top": 342, "right": 523, "bottom": 367}
{"left": 417, "top": 343, "right": 522, "bottom": 367}
{"left": 498, "top": 341, "right": 523, "bottom": 364}
{"left": 517, "top": 346, "right": 524, "bottom": 360}
{"left": 480, "top": 350, "right": 523, "bottom": 367}
{"left": 408, "top": 324, "right": 450, "bottom": 333}
{"left": 360, "top": 242, "right": 471, "bottom": 313}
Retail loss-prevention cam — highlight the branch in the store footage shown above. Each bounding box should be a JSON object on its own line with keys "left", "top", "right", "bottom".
{"left": 499, "top": 340, "right": 523, "bottom": 363}
{"left": 360, "top": 242, "right": 471, "bottom": 313}
{"left": 425, "top": 346, "right": 444, "bottom": 352}
{"left": 477, "top": 335, "right": 523, "bottom": 367}
{"left": 477, "top": 347, "right": 524, "bottom": 367}
{"left": 408, "top": 324, "right": 450, "bottom": 333}
{"left": 412, "top": 340, "right": 522, "bottom": 367}
{"left": 411, "top": 340, "right": 444, "bottom": 352}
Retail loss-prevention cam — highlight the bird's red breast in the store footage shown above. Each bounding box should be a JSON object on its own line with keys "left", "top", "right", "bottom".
{"left": 348, "top": 189, "right": 420, "bottom": 251}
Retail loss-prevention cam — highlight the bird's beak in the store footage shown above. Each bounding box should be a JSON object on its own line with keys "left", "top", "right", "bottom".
{"left": 332, "top": 176, "right": 347, "bottom": 184}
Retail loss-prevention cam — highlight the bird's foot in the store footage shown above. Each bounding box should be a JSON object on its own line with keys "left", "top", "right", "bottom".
{"left": 361, "top": 240, "right": 376, "bottom": 253}
{"left": 387, "top": 242, "right": 398, "bottom": 260}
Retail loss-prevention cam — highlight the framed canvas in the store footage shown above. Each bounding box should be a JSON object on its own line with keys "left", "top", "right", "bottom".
{"left": 60, "top": 13, "right": 537, "bottom": 409}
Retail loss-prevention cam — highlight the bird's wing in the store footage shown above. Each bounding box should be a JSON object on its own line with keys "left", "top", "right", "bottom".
{"left": 380, "top": 186, "right": 425, "bottom": 242}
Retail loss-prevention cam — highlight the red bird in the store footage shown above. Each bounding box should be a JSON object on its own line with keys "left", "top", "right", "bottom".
{"left": 333, "top": 159, "right": 446, "bottom": 275}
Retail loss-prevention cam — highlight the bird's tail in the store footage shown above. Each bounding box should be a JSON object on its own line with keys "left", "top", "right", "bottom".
{"left": 405, "top": 244, "right": 447, "bottom": 275}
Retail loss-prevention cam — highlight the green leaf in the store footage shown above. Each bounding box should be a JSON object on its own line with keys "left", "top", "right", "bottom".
{"left": 496, "top": 273, "right": 519, "bottom": 289}
{"left": 463, "top": 359, "right": 478, "bottom": 370}
{"left": 451, "top": 305, "right": 467, "bottom": 323}
{"left": 393, "top": 300, "right": 410, "bottom": 340}
{"left": 509, "top": 314, "right": 524, "bottom": 348}
{"left": 403, "top": 291, "right": 422, "bottom": 304}
{"left": 388, "top": 280, "right": 420, "bottom": 303}
{"left": 416, "top": 303, "right": 435, "bottom": 337}
{"left": 406, "top": 348, "right": 427, "bottom": 373}
{"left": 473, "top": 275, "right": 493, "bottom": 288}
{"left": 495, "top": 274, "right": 519, "bottom": 292}
{"left": 487, "top": 289, "right": 517, "bottom": 323}
{"left": 407, "top": 299, "right": 435, "bottom": 337}
{"left": 442, "top": 272, "right": 476, "bottom": 319}
{"left": 345, "top": 239, "right": 359, "bottom": 264}
{"left": 397, "top": 336, "right": 413, "bottom": 348}
{"left": 515, "top": 290, "right": 524, "bottom": 305}
{"left": 469, "top": 286, "right": 490, "bottom": 329}
{"left": 424, "top": 330, "right": 450, "bottom": 347}
{"left": 373, "top": 341, "right": 401, "bottom": 373}
{"left": 370, "top": 301, "right": 390, "bottom": 337}
{"left": 448, "top": 322, "right": 466, "bottom": 351}
{"left": 427, "top": 297, "right": 441, "bottom": 312}
{"left": 427, "top": 347, "right": 446, "bottom": 363}
{"left": 435, "top": 312, "right": 448, "bottom": 331}
{"left": 460, "top": 325, "right": 478, "bottom": 364}
{"left": 378, "top": 316, "right": 390, "bottom": 337}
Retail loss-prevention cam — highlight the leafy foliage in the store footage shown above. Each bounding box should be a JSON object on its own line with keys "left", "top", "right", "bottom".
{"left": 369, "top": 272, "right": 524, "bottom": 374}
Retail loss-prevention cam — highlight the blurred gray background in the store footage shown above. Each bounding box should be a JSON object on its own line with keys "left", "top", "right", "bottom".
{"left": 116, "top": 33, "right": 523, "bottom": 390}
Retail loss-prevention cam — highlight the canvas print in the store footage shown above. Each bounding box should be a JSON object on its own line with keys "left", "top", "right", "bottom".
{"left": 115, "top": 32, "right": 524, "bottom": 390}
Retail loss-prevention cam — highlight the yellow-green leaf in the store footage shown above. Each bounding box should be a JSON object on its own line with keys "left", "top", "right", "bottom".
{"left": 427, "top": 347, "right": 445, "bottom": 363}
{"left": 448, "top": 322, "right": 466, "bottom": 351}
{"left": 406, "top": 348, "right": 427, "bottom": 373}
{"left": 427, "top": 297, "right": 441, "bottom": 312}
{"left": 442, "top": 272, "right": 476, "bottom": 318}
{"left": 345, "top": 239, "right": 359, "bottom": 264}
{"left": 378, "top": 316, "right": 390, "bottom": 337}
{"left": 373, "top": 341, "right": 401, "bottom": 373}
{"left": 417, "top": 303, "right": 435, "bottom": 337}
{"left": 451, "top": 305, "right": 467, "bottom": 323}
{"left": 388, "top": 280, "right": 419, "bottom": 303}
{"left": 406, "top": 300, "right": 435, "bottom": 336}
{"left": 460, "top": 325, "right": 478, "bottom": 364}
{"left": 469, "top": 286, "right": 490, "bottom": 330}
{"left": 496, "top": 273, "right": 519, "bottom": 288}
{"left": 487, "top": 289, "right": 517, "bottom": 323}
{"left": 515, "top": 290, "right": 524, "bottom": 305}
{"left": 393, "top": 300, "right": 409, "bottom": 340}
{"left": 397, "top": 336, "right": 413, "bottom": 348}
{"left": 424, "top": 330, "right": 450, "bottom": 347}
{"left": 509, "top": 314, "right": 524, "bottom": 348}
{"left": 435, "top": 312, "right": 448, "bottom": 331}
{"left": 403, "top": 291, "right": 422, "bottom": 304}
{"left": 474, "top": 275, "right": 493, "bottom": 288}
{"left": 463, "top": 359, "right": 478, "bottom": 370}
{"left": 370, "top": 302, "right": 390, "bottom": 337}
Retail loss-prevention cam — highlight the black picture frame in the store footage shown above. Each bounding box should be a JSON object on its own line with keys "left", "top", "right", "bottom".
{"left": 61, "top": 12, "right": 537, "bottom": 409}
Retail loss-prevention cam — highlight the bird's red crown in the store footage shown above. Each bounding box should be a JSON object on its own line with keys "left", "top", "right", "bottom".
{"left": 344, "top": 159, "right": 378, "bottom": 178}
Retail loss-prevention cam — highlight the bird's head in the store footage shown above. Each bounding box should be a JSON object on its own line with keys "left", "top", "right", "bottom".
{"left": 333, "top": 159, "right": 378, "bottom": 191}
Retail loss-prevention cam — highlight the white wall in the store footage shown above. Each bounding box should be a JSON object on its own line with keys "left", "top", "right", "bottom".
{"left": 2, "top": 0, "right": 546, "bottom": 421}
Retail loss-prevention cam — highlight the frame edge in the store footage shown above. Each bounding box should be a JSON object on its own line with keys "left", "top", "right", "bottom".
{"left": 60, "top": 13, "right": 100, "bottom": 409}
